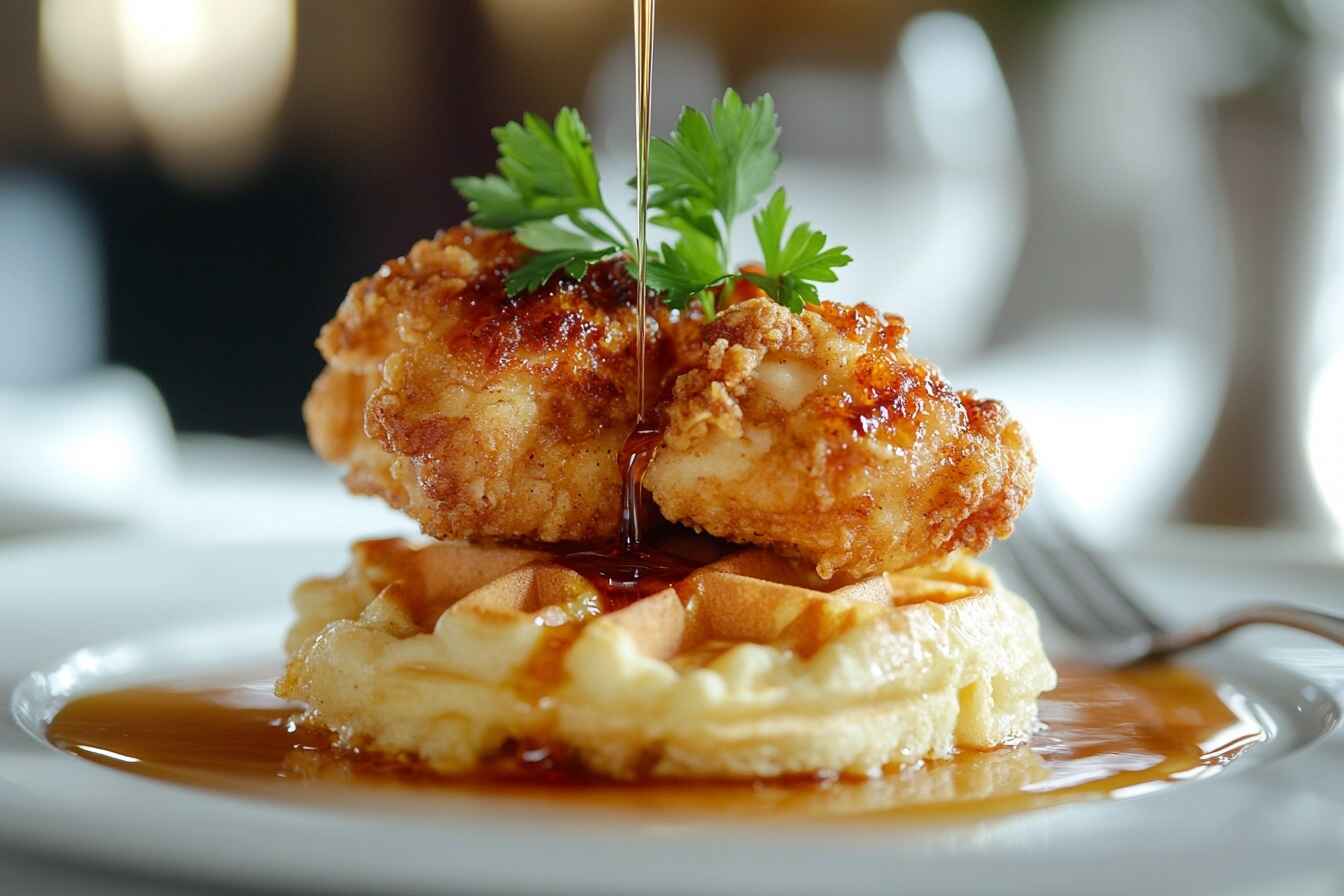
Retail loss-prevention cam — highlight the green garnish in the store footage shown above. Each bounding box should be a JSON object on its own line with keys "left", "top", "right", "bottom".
{"left": 452, "top": 109, "right": 633, "bottom": 295}
{"left": 505, "top": 248, "right": 614, "bottom": 295}
{"left": 453, "top": 89, "right": 851, "bottom": 314}
{"left": 744, "top": 188, "right": 853, "bottom": 313}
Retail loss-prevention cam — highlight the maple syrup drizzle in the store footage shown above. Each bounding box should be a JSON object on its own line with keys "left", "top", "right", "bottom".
{"left": 554, "top": 418, "right": 695, "bottom": 605}
{"left": 44, "top": 662, "right": 1266, "bottom": 820}
{"left": 555, "top": 0, "right": 691, "bottom": 603}
{"left": 618, "top": 416, "right": 661, "bottom": 549}
{"left": 631, "top": 0, "right": 655, "bottom": 421}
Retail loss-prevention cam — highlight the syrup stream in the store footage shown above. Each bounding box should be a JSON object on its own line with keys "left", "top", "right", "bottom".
{"left": 555, "top": 0, "right": 677, "bottom": 597}
{"left": 632, "top": 0, "right": 655, "bottom": 423}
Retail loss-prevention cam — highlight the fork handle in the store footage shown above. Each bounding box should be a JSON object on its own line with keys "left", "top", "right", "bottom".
{"left": 1145, "top": 604, "right": 1344, "bottom": 661}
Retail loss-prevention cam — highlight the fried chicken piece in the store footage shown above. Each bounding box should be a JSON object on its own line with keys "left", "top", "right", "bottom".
{"left": 305, "top": 225, "right": 671, "bottom": 543}
{"left": 304, "top": 366, "right": 407, "bottom": 505}
{"left": 645, "top": 298, "right": 1035, "bottom": 578}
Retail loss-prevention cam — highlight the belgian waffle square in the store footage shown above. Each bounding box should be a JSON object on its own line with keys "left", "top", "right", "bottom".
{"left": 279, "top": 538, "right": 1055, "bottom": 779}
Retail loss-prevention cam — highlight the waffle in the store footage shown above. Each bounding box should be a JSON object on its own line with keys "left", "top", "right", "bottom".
{"left": 278, "top": 538, "right": 1056, "bottom": 780}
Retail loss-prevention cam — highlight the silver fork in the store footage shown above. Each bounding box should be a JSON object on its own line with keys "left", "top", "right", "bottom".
{"left": 1005, "top": 492, "right": 1344, "bottom": 666}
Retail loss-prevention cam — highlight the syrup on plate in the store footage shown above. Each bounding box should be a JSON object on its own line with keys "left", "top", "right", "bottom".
{"left": 45, "top": 661, "right": 1264, "bottom": 821}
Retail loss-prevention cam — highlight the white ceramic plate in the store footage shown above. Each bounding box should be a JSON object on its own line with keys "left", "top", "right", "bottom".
{"left": 2, "top": 533, "right": 1343, "bottom": 896}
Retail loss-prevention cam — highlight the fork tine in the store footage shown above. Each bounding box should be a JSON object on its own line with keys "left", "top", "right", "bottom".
{"left": 1007, "top": 513, "right": 1127, "bottom": 641}
{"left": 1004, "top": 536, "right": 1089, "bottom": 638}
{"left": 1031, "top": 489, "right": 1163, "bottom": 636}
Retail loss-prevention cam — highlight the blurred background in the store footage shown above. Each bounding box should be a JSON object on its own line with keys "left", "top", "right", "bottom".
{"left": 1, "top": 0, "right": 1341, "bottom": 549}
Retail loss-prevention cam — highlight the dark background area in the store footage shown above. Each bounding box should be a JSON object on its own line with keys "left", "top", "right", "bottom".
{"left": 2, "top": 1, "right": 514, "bottom": 434}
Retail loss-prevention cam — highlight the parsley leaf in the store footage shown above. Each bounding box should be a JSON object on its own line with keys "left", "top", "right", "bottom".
{"left": 454, "top": 93, "right": 851, "bottom": 312}
{"left": 452, "top": 175, "right": 543, "bottom": 230}
{"left": 514, "top": 220, "right": 596, "bottom": 252}
{"left": 453, "top": 107, "right": 633, "bottom": 294}
{"left": 744, "top": 188, "right": 852, "bottom": 312}
{"left": 643, "top": 90, "right": 789, "bottom": 316}
{"left": 492, "top": 110, "right": 600, "bottom": 209}
{"left": 455, "top": 109, "right": 601, "bottom": 225}
{"left": 505, "top": 248, "right": 613, "bottom": 296}
{"left": 648, "top": 89, "right": 781, "bottom": 226}
{"left": 643, "top": 238, "right": 729, "bottom": 310}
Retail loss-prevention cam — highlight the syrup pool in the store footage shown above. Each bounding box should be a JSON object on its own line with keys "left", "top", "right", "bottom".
{"left": 45, "top": 662, "right": 1264, "bottom": 822}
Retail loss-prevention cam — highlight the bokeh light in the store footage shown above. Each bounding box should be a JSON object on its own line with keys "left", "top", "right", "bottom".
{"left": 39, "top": 0, "right": 296, "bottom": 185}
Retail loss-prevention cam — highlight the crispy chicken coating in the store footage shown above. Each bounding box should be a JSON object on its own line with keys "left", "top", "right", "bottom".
{"left": 304, "top": 225, "right": 670, "bottom": 542}
{"left": 644, "top": 298, "right": 1035, "bottom": 578}
{"left": 306, "top": 226, "right": 1033, "bottom": 571}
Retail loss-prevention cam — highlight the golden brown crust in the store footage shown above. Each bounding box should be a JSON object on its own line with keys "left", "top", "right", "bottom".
{"left": 306, "top": 229, "right": 1033, "bottom": 568}
{"left": 306, "top": 225, "right": 672, "bottom": 542}
{"left": 645, "top": 298, "right": 1035, "bottom": 578}
{"left": 302, "top": 367, "right": 405, "bottom": 505}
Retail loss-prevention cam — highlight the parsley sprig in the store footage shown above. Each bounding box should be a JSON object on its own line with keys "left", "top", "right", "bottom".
{"left": 744, "top": 188, "right": 853, "bottom": 312}
{"left": 453, "top": 90, "right": 851, "bottom": 314}
{"left": 452, "top": 108, "right": 634, "bottom": 295}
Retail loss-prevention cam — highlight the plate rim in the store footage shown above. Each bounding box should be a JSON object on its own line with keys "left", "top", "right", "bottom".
{"left": 1, "top": 533, "right": 1342, "bottom": 896}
